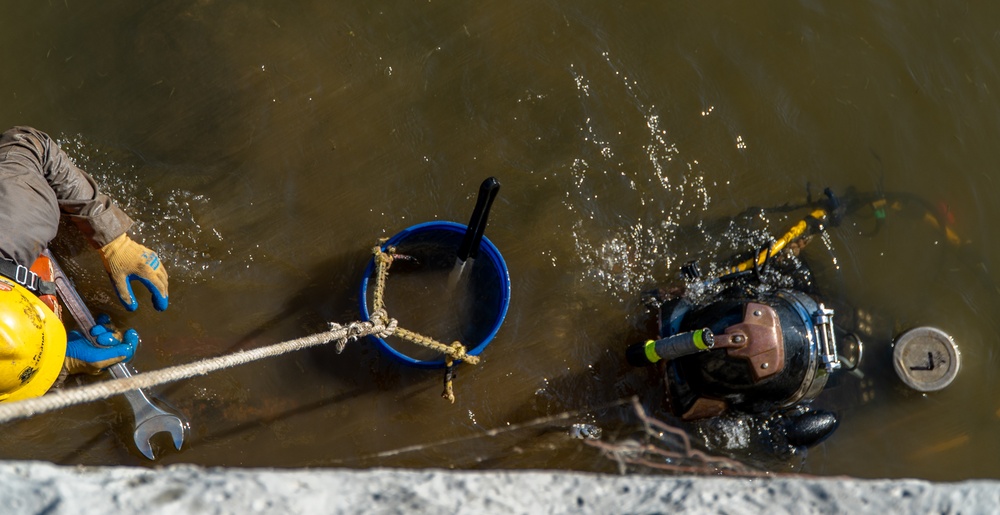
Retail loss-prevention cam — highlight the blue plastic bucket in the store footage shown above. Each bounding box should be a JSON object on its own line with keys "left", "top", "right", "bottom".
{"left": 359, "top": 221, "right": 510, "bottom": 368}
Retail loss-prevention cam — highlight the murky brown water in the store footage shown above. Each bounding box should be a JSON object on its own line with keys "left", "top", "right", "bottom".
{"left": 2, "top": 1, "right": 1000, "bottom": 481}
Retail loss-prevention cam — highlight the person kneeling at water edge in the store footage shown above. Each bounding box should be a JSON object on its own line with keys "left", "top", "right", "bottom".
{"left": 0, "top": 126, "right": 169, "bottom": 402}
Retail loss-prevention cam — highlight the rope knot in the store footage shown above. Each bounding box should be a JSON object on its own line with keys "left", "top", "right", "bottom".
{"left": 369, "top": 308, "right": 388, "bottom": 326}
{"left": 328, "top": 319, "right": 375, "bottom": 353}
{"left": 449, "top": 341, "right": 480, "bottom": 365}
{"left": 380, "top": 317, "right": 399, "bottom": 339}
{"left": 373, "top": 245, "right": 396, "bottom": 266}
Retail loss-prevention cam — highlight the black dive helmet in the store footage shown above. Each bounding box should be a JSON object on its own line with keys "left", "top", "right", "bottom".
{"left": 625, "top": 190, "right": 848, "bottom": 427}
{"left": 640, "top": 288, "right": 841, "bottom": 420}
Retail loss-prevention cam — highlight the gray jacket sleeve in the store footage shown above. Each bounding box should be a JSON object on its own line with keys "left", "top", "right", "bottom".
{"left": 0, "top": 126, "right": 133, "bottom": 265}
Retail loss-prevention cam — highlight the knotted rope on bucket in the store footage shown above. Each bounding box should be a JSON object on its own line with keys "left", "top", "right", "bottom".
{"left": 367, "top": 245, "right": 481, "bottom": 403}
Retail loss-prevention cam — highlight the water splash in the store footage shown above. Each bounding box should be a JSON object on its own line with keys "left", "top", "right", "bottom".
{"left": 57, "top": 134, "right": 227, "bottom": 283}
{"left": 562, "top": 52, "right": 715, "bottom": 302}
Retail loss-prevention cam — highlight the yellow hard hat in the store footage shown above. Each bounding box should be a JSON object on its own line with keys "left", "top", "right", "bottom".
{"left": 0, "top": 277, "right": 66, "bottom": 402}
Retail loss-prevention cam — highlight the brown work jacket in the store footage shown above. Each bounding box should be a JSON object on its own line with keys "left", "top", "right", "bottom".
{"left": 0, "top": 126, "right": 132, "bottom": 267}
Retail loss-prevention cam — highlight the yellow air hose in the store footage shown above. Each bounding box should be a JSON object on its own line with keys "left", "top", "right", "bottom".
{"left": 717, "top": 207, "right": 830, "bottom": 279}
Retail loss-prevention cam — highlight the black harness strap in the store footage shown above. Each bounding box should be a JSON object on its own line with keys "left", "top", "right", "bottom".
{"left": 0, "top": 258, "right": 57, "bottom": 296}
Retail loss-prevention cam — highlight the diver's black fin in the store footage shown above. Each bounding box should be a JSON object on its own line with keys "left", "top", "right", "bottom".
{"left": 784, "top": 409, "right": 839, "bottom": 448}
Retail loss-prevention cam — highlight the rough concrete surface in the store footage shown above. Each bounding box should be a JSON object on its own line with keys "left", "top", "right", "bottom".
{"left": 1, "top": 460, "right": 998, "bottom": 514}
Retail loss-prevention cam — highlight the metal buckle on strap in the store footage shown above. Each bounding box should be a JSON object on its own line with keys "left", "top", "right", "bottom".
{"left": 14, "top": 264, "right": 40, "bottom": 292}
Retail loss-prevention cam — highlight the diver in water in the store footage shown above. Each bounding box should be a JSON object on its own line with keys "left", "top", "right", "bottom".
{"left": 624, "top": 187, "right": 963, "bottom": 463}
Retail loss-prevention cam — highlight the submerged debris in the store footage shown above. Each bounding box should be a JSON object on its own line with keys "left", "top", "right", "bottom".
{"left": 569, "top": 423, "right": 603, "bottom": 440}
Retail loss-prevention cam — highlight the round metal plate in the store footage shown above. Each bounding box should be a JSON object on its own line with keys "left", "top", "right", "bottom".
{"left": 892, "top": 327, "right": 960, "bottom": 392}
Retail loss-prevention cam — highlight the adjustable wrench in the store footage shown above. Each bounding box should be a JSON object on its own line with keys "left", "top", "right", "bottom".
{"left": 43, "top": 250, "right": 187, "bottom": 460}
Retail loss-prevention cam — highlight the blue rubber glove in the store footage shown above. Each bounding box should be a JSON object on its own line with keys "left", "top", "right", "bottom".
{"left": 62, "top": 316, "right": 139, "bottom": 376}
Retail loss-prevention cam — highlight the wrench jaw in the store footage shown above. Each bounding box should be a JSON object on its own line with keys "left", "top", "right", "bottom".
{"left": 134, "top": 439, "right": 156, "bottom": 462}
{"left": 111, "top": 363, "right": 190, "bottom": 460}
{"left": 115, "top": 365, "right": 190, "bottom": 461}
{"left": 133, "top": 416, "right": 188, "bottom": 461}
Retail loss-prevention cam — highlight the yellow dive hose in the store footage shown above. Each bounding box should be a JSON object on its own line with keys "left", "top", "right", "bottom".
{"left": 717, "top": 207, "right": 830, "bottom": 279}
{"left": 714, "top": 189, "right": 965, "bottom": 283}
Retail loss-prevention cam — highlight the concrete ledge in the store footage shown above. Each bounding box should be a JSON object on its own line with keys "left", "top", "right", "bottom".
{"left": 1, "top": 460, "right": 998, "bottom": 514}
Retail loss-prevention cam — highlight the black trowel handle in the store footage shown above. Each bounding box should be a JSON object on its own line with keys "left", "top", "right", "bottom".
{"left": 457, "top": 177, "right": 500, "bottom": 261}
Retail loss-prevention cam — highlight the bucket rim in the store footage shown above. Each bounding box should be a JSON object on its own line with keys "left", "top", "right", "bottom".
{"left": 359, "top": 221, "right": 510, "bottom": 369}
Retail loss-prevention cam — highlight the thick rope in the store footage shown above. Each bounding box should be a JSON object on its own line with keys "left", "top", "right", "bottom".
{"left": 0, "top": 241, "right": 486, "bottom": 422}
{"left": 393, "top": 328, "right": 481, "bottom": 365}
{"left": 371, "top": 244, "right": 393, "bottom": 314}
{"left": 441, "top": 356, "right": 456, "bottom": 403}
{"left": 0, "top": 317, "right": 395, "bottom": 424}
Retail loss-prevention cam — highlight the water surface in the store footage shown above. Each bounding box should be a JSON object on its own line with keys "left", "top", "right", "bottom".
{"left": 2, "top": 1, "right": 999, "bottom": 481}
